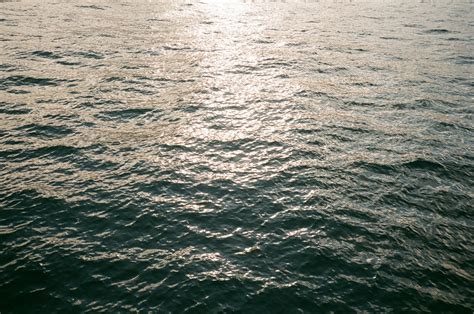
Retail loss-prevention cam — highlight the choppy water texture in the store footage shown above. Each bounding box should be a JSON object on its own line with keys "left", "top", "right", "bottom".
{"left": 1, "top": 0, "right": 473, "bottom": 312}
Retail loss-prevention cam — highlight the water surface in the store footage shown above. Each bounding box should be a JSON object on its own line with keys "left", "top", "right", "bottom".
{"left": 1, "top": 0, "right": 473, "bottom": 312}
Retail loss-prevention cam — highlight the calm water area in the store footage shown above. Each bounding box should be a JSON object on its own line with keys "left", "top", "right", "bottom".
{"left": 0, "top": 0, "right": 473, "bottom": 312}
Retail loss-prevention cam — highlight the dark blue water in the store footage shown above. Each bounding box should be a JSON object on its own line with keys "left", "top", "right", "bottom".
{"left": 1, "top": 0, "right": 473, "bottom": 312}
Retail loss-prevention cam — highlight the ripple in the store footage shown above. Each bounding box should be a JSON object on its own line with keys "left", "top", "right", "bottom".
{"left": 30, "top": 50, "right": 63, "bottom": 60}
{"left": 424, "top": 28, "right": 452, "bottom": 34}
{"left": 75, "top": 5, "right": 108, "bottom": 10}
{"left": 0, "top": 75, "right": 65, "bottom": 88}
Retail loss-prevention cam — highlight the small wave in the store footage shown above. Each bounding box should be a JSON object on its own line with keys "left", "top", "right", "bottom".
{"left": 391, "top": 99, "right": 457, "bottom": 112}
{"left": 68, "top": 51, "right": 105, "bottom": 60}
{"left": 261, "top": 58, "right": 298, "bottom": 70}
{"left": 226, "top": 64, "right": 259, "bottom": 74}
{"left": 445, "top": 37, "right": 465, "bottom": 42}
{"left": 380, "top": 36, "right": 401, "bottom": 40}
{"left": 294, "top": 90, "right": 334, "bottom": 99}
{"left": 350, "top": 82, "right": 379, "bottom": 87}
{"left": 56, "top": 60, "right": 82, "bottom": 66}
{"left": 0, "top": 144, "right": 81, "bottom": 161}
{"left": 253, "top": 39, "right": 274, "bottom": 44}
{"left": 6, "top": 89, "right": 30, "bottom": 94}
{"left": 75, "top": 5, "right": 108, "bottom": 10}
{"left": 30, "top": 50, "right": 62, "bottom": 59}
{"left": 121, "top": 87, "right": 155, "bottom": 95}
{"left": 162, "top": 46, "right": 192, "bottom": 51}
{"left": 0, "top": 75, "right": 65, "bottom": 88}
{"left": 403, "top": 23, "right": 423, "bottom": 28}
{"left": 343, "top": 101, "right": 377, "bottom": 108}
{"left": 0, "top": 64, "right": 20, "bottom": 72}
{"left": 147, "top": 18, "right": 170, "bottom": 22}
{"left": 15, "top": 124, "right": 74, "bottom": 139}
{"left": 96, "top": 108, "right": 154, "bottom": 121}
{"left": 424, "top": 29, "right": 451, "bottom": 34}
{"left": 0, "top": 103, "right": 31, "bottom": 115}
{"left": 401, "top": 158, "right": 446, "bottom": 171}
{"left": 350, "top": 158, "right": 463, "bottom": 178}
{"left": 285, "top": 41, "right": 306, "bottom": 47}
{"left": 454, "top": 55, "right": 474, "bottom": 65}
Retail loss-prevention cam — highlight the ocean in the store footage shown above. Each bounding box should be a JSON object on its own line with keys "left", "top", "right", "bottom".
{"left": 0, "top": 0, "right": 473, "bottom": 312}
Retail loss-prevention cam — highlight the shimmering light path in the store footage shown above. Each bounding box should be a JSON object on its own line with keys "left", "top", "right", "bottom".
{"left": 0, "top": 0, "right": 473, "bottom": 312}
